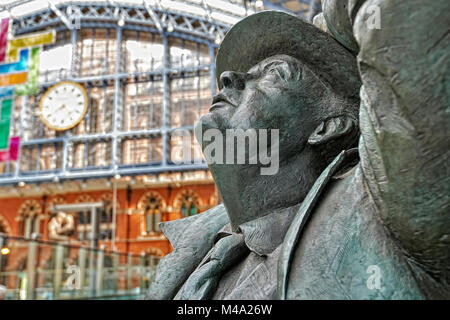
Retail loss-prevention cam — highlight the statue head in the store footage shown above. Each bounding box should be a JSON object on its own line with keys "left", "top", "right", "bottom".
{"left": 56, "top": 211, "right": 66, "bottom": 221}
{"left": 196, "top": 11, "right": 361, "bottom": 170}
{"left": 195, "top": 11, "right": 361, "bottom": 226}
{"left": 198, "top": 53, "right": 359, "bottom": 164}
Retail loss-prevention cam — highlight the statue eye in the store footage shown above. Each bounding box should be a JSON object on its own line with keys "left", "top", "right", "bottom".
{"left": 268, "top": 68, "right": 279, "bottom": 75}
{"left": 267, "top": 68, "right": 284, "bottom": 79}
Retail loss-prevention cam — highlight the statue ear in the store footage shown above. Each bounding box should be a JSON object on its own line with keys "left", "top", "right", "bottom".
{"left": 308, "top": 116, "right": 355, "bottom": 146}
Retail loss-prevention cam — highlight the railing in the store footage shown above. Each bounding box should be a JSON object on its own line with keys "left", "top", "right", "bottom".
{"left": 0, "top": 234, "right": 159, "bottom": 300}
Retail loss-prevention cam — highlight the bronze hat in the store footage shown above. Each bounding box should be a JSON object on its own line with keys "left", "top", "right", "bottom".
{"left": 215, "top": 11, "right": 361, "bottom": 101}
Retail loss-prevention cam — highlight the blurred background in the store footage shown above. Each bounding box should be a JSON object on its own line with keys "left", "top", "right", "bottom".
{"left": 0, "top": 0, "right": 321, "bottom": 300}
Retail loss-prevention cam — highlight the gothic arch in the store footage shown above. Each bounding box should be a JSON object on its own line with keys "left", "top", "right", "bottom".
{"left": 17, "top": 199, "right": 43, "bottom": 237}
{"left": 75, "top": 194, "right": 94, "bottom": 203}
{"left": 96, "top": 193, "right": 119, "bottom": 240}
{"left": 138, "top": 191, "right": 166, "bottom": 234}
{"left": 18, "top": 199, "right": 42, "bottom": 218}
{"left": 74, "top": 194, "right": 96, "bottom": 240}
{"left": 97, "top": 193, "right": 120, "bottom": 209}
{"left": 173, "top": 189, "right": 203, "bottom": 217}
{"left": 137, "top": 191, "right": 166, "bottom": 210}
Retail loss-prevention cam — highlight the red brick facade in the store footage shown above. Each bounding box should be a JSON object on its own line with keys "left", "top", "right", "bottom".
{"left": 0, "top": 182, "right": 218, "bottom": 259}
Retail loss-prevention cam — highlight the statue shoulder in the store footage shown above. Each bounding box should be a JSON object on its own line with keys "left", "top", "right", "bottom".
{"left": 147, "top": 204, "right": 229, "bottom": 299}
{"left": 160, "top": 204, "right": 229, "bottom": 249}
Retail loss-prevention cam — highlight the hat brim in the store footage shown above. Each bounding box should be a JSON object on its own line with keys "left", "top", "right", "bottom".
{"left": 216, "top": 11, "right": 360, "bottom": 100}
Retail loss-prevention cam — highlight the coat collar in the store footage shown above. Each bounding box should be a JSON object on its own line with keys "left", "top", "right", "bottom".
{"left": 278, "top": 148, "right": 359, "bottom": 299}
{"left": 215, "top": 203, "right": 302, "bottom": 256}
{"left": 146, "top": 204, "right": 229, "bottom": 299}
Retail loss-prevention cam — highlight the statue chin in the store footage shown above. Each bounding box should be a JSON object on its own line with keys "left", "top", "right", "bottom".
{"left": 194, "top": 113, "right": 221, "bottom": 148}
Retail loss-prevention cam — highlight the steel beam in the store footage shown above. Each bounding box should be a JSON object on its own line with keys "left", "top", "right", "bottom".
{"left": 143, "top": 0, "right": 163, "bottom": 33}
{"left": 0, "top": 163, "right": 208, "bottom": 185}
{"left": 12, "top": 3, "right": 232, "bottom": 41}
{"left": 47, "top": 0, "right": 73, "bottom": 30}
{"left": 112, "top": 26, "right": 122, "bottom": 175}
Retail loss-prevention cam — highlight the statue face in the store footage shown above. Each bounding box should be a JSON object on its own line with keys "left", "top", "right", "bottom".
{"left": 196, "top": 54, "right": 325, "bottom": 157}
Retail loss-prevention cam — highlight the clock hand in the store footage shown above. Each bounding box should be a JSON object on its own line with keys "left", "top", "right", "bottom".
{"left": 55, "top": 104, "right": 66, "bottom": 113}
{"left": 52, "top": 105, "right": 68, "bottom": 124}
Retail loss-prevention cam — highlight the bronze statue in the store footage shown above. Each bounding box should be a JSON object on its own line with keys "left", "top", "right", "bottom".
{"left": 48, "top": 211, "right": 75, "bottom": 241}
{"left": 148, "top": 0, "right": 449, "bottom": 300}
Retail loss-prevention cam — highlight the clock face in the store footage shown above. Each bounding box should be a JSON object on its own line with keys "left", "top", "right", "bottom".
{"left": 39, "top": 81, "right": 88, "bottom": 131}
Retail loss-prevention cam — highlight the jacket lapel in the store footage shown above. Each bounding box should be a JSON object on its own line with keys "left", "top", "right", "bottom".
{"left": 278, "top": 149, "right": 358, "bottom": 299}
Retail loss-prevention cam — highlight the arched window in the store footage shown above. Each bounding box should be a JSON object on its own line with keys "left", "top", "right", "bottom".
{"left": 75, "top": 195, "right": 94, "bottom": 242}
{"left": 173, "top": 189, "right": 202, "bottom": 218}
{"left": 100, "top": 199, "right": 113, "bottom": 224}
{"left": 145, "top": 197, "right": 161, "bottom": 233}
{"left": 182, "top": 201, "right": 197, "bottom": 217}
{"left": 17, "top": 200, "right": 42, "bottom": 238}
{"left": 98, "top": 193, "right": 119, "bottom": 240}
{"left": 138, "top": 192, "right": 165, "bottom": 234}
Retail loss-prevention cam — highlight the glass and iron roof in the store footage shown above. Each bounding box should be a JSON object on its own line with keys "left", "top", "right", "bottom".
{"left": 0, "top": 0, "right": 254, "bottom": 25}
{"left": 0, "top": 0, "right": 321, "bottom": 24}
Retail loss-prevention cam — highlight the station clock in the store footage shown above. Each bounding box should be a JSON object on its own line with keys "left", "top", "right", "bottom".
{"left": 39, "top": 81, "right": 88, "bottom": 131}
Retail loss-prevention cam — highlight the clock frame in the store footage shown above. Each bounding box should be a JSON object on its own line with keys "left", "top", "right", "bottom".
{"left": 39, "top": 81, "right": 89, "bottom": 131}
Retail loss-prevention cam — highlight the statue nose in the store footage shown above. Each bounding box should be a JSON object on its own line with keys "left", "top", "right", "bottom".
{"left": 220, "top": 71, "right": 246, "bottom": 90}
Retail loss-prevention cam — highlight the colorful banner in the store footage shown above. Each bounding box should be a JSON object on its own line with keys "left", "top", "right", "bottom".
{"left": 0, "top": 20, "right": 55, "bottom": 162}
{"left": 0, "top": 48, "right": 29, "bottom": 74}
{"left": 0, "top": 136, "right": 19, "bottom": 162}
{"left": 7, "top": 30, "right": 55, "bottom": 62}
{"left": 0, "top": 18, "right": 18, "bottom": 160}
{"left": 0, "top": 87, "right": 14, "bottom": 98}
{"left": 0, "top": 87, "right": 14, "bottom": 151}
{"left": 0, "top": 97, "right": 12, "bottom": 150}
{"left": 0, "top": 19, "right": 9, "bottom": 63}
{"left": 0, "top": 72, "right": 27, "bottom": 87}
{"left": 9, "top": 31, "right": 54, "bottom": 96}
{"left": 14, "top": 47, "right": 40, "bottom": 96}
